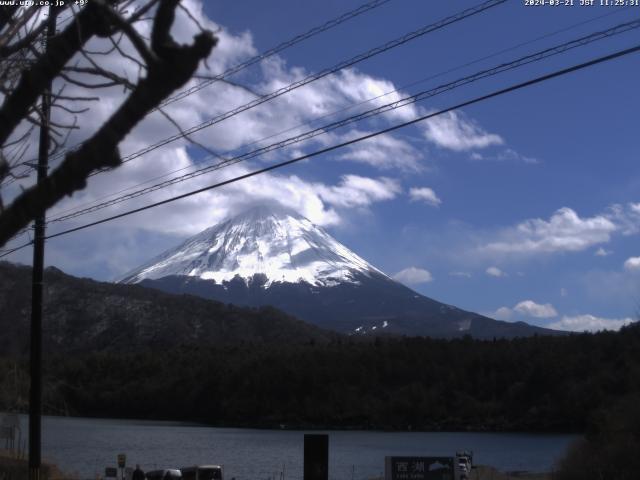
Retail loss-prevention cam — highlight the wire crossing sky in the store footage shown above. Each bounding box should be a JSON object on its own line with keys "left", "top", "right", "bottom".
{"left": 4, "top": 40, "right": 639, "bottom": 256}
{"left": 40, "top": 5, "right": 637, "bottom": 224}
{"left": 40, "top": 0, "right": 394, "bottom": 168}
{"left": 100, "top": 0, "right": 508, "bottom": 174}
{"left": 3, "top": 0, "right": 640, "bottom": 333}
{"left": 44, "top": 18, "right": 640, "bottom": 225}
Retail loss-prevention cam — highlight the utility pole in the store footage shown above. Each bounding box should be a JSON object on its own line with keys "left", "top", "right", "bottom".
{"left": 29, "top": 6, "right": 57, "bottom": 480}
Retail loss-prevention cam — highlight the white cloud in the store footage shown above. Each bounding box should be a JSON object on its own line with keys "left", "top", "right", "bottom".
{"left": 606, "top": 203, "right": 640, "bottom": 235}
{"left": 422, "top": 111, "right": 503, "bottom": 151}
{"left": 624, "top": 256, "right": 640, "bottom": 272}
{"left": 2, "top": 0, "right": 521, "bottom": 283}
{"left": 44, "top": 157, "right": 402, "bottom": 238}
{"left": 330, "top": 69, "right": 419, "bottom": 123}
{"left": 548, "top": 315, "right": 636, "bottom": 332}
{"left": 498, "top": 148, "right": 539, "bottom": 165}
{"left": 469, "top": 148, "right": 538, "bottom": 164}
{"left": 449, "top": 271, "right": 471, "bottom": 278}
{"left": 483, "top": 207, "right": 617, "bottom": 255}
{"left": 486, "top": 266, "right": 506, "bottom": 277}
{"left": 595, "top": 247, "right": 612, "bottom": 257}
{"left": 14, "top": 163, "right": 403, "bottom": 279}
{"left": 488, "top": 300, "right": 558, "bottom": 322}
{"left": 393, "top": 267, "right": 433, "bottom": 285}
{"left": 490, "top": 307, "right": 513, "bottom": 321}
{"left": 313, "top": 175, "right": 401, "bottom": 209}
{"left": 8, "top": 1, "right": 423, "bottom": 239}
{"left": 409, "top": 187, "right": 441, "bottom": 207}
{"left": 513, "top": 300, "right": 558, "bottom": 318}
{"left": 337, "top": 131, "right": 424, "bottom": 171}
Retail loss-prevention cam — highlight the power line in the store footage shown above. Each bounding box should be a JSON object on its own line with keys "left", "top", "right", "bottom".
{"left": 26, "top": 42, "right": 640, "bottom": 247}
{"left": 0, "top": 241, "right": 32, "bottom": 257}
{"left": 46, "top": 18, "right": 640, "bottom": 224}
{"left": 6, "top": 0, "right": 506, "bottom": 227}
{"left": 158, "top": 0, "right": 393, "bottom": 109}
{"left": 3, "top": 41, "right": 639, "bottom": 258}
{"left": 47, "top": 5, "right": 631, "bottom": 221}
{"left": 88, "top": 0, "right": 508, "bottom": 176}
{"left": 4, "top": 0, "right": 393, "bottom": 181}
{"left": 4, "top": 3, "right": 629, "bottom": 196}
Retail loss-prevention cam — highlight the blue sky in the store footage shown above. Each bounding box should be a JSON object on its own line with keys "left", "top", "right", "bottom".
{"left": 4, "top": 0, "right": 640, "bottom": 332}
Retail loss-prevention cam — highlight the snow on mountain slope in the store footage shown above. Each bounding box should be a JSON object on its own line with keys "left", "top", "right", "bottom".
{"left": 119, "top": 205, "right": 387, "bottom": 287}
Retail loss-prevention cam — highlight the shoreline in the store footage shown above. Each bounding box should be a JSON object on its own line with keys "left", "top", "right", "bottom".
{"left": 3, "top": 450, "right": 554, "bottom": 480}
{"left": 2, "top": 455, "right": 552, "bottom": 480}
{"left": 5, "top": 411, "right": 582, "bottom": 436}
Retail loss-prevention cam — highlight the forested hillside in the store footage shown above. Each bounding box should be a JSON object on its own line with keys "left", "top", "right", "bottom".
{"left": 2, "top": 324, "right": 638, "bottom": 432}
{"left": 0, "top": 262, "right": 335, "bottom": 355}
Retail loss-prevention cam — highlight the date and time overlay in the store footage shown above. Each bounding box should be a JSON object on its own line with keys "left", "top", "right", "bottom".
{"left": 525, "top": 0, "right": 639, "bottom": 6}
{"left": 3, "top": 0, "right": 640, "bottom": 8}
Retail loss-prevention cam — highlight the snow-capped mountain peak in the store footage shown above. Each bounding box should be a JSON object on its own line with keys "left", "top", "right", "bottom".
{"left": 119, "top": 205, "right": 386, "bottom": 287}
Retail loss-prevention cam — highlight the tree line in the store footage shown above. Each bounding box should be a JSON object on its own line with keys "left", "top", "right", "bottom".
{"left": 2, "top": 323, "right": 639, "bottom": 433}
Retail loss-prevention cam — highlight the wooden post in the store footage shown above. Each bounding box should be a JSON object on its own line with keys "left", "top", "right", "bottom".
{"left": 29, "top": 6, "right": 57, "bottom": 480}
{"left": 303, "top": 434, "right": 328, "bottom": 480}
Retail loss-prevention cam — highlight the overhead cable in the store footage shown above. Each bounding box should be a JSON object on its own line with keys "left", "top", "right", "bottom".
{"left": 47, "top": 5, "right": 633, "bottom": 220}
{"left": 47, "top": 18, "right": 640, "bottom": 224}
{"left": 90, "top": 0, "right": 508, "bottom": 174}
{"left": 18, "top": 42, "right": 637, "bottom": 249}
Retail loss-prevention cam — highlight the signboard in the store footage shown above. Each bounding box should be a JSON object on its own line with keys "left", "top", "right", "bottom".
{"left": 385, "top": 457, "right": 455, "bottom": 480}
{"left": 117, "top": 454, "right": 126, "bottom": 469}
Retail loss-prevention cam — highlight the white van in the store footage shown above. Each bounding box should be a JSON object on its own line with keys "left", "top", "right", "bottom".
{"left": 180, "top": 465, "right": 223, "bottom": 480}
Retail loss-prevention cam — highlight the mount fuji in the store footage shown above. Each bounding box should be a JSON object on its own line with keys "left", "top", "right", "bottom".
{"left": 119, "top": 205, "right": 560, "bottom": 338}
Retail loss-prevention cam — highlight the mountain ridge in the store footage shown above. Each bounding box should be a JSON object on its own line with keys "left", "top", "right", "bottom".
{"left": 118, "top": 204, "right": 386, "bottom": 287}
{"left": 0, "top": 261, "right": 336, "bottom": 355}
{"left": 121, "top": 205, "right": 565, "bottom": 339}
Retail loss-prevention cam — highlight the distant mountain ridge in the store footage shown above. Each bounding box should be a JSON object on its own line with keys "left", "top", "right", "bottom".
{"left": 0, "top": 262, "right": 335, "bottom": 355}
{"left": 121, "top": 205, "right": 564, "bottom": 339}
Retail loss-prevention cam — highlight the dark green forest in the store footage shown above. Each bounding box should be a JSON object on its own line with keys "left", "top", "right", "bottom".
{"left": 2, "top": 323, "right": 639, "bottom": 433}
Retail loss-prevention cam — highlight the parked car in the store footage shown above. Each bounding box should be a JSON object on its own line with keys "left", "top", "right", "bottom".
{"left": 146, "top": 469, "right": 182, "bottom": 480}
{"left": 180, "top": 465, "right": 223, "bottom": 480}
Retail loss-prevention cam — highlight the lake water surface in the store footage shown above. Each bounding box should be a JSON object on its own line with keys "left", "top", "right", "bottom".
{"left": 13, "top": 415, "right": 579, "bottom": 480}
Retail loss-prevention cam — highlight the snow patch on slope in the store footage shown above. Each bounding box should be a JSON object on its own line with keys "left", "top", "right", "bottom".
{"left": 119, "top": 205, "right": 387, "bottom": 287}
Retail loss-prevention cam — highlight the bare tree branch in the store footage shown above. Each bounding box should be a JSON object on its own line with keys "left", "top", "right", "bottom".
{"left": 156, "top": 106, "right": 227, "bottom": 161}
{"left": 178, "top": 2, "right": 207, "bottom": 33}
{"left": 51, "top": 94, "right": 100, "bottom": 102}
{"left": 107, "top": 31, "right": 147, "bottom": 70}
{"left": 94, "top": 0, "right": 159, "bottom": 66}
{"left": 0, "top": 7, "right": 38, "bottom": 51}
{"left": 0, "top": 1, "right": 116, "bottom": 146}
{"left": 52, "top": 103, "right": 90, "bottom": 115}
{"left": 126, "top": 0, "right": 161, "bottom": 25}
{"left": 61, "top": 66, "right": 136, "bottom": 90}
{"left": 58, "top": 71, "right": 127, "bottom": 90}
{"left": 0, "top": 19, "right": 47, "bottom": 58}
{"left": 0, "top": 7, "right": 20, "bottom": 32}
{"left": 0, "top": 0, "right": 217, "bottom": 246}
